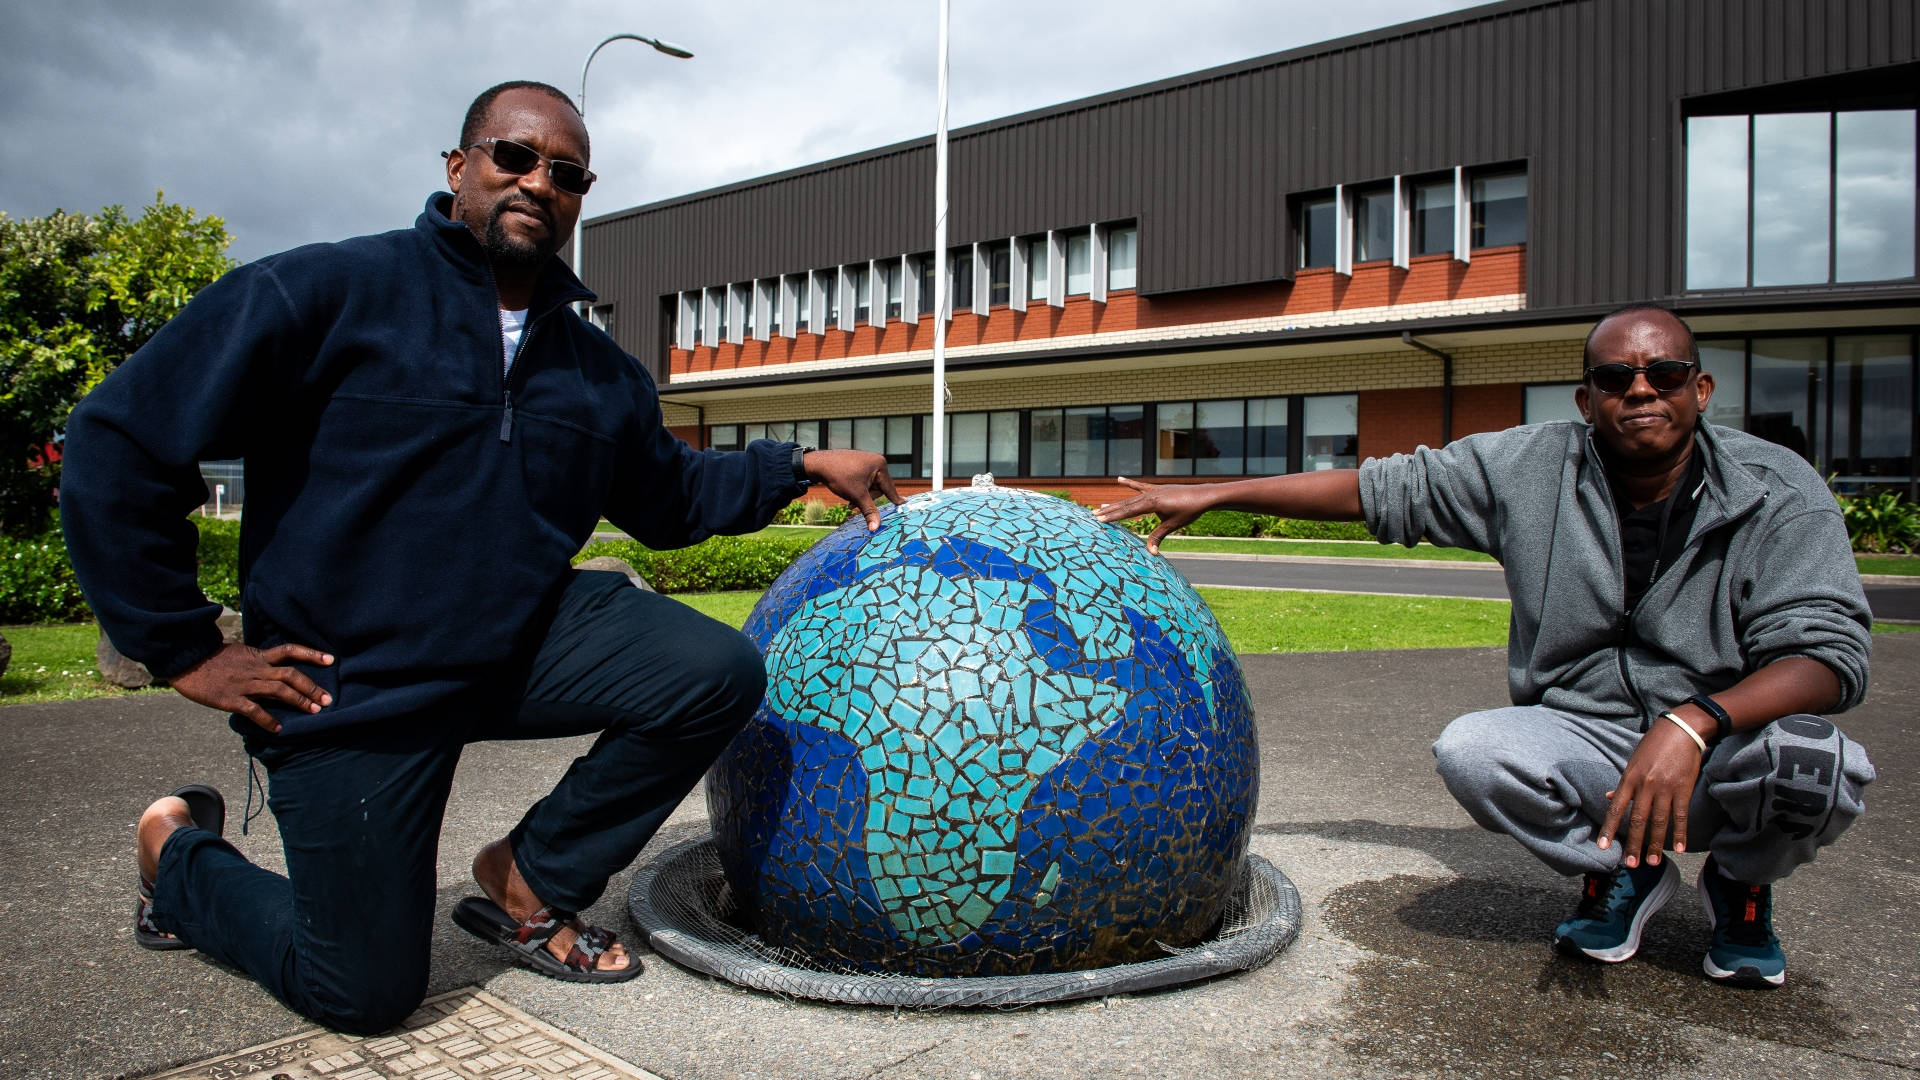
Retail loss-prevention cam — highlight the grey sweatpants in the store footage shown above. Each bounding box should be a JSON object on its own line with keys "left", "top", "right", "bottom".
{"left": 1432, "top": 706, "right": 1874, "bottom": 883}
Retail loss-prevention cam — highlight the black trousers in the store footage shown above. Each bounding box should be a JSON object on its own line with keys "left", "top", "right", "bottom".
{"left": 148, "top": 570, "right": 764, "bottom": 1033}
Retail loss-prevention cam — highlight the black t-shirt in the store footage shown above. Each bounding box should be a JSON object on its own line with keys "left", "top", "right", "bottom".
{"left": 1616, "top": 442, "right": 1706, "bottom": 614}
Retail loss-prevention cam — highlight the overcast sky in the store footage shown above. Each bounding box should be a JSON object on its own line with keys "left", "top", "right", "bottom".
{"left": 4, "top": 0, "right": 1487, "bottom": 262}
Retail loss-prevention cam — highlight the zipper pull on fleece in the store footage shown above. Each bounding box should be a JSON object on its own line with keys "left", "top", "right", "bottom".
{"left": 500, "top": 390, "right": 514, "bottom": 443}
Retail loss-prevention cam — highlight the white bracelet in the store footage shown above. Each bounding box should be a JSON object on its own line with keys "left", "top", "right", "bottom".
{"left": 1663, "top": 711, "right": 1708, "bottom": 754}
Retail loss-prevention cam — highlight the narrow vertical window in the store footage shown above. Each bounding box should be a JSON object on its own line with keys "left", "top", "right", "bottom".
{"left": 1412, "top": 181, "right": 1453, "bottom": 256}
{"left": 1107, "top": 225, "right": 1138, "bottom": 290}
{"left": 1155, "top": 402, "right": 1194, "bottom": 476}
{"left": 1194, "top": 400, "right": 1246, "bottom": 475}
{"left": 987, "top": 241, "right": 1012, "bottom": 306}
{"left": 1752, "top": 114, "right": 1831, "bottom": 287}
{"left": 1835, "top": 111, "right": 1917, "bottom": 282}
{"left": 1686, "top": 116, "right": 1751, "bottom": 289}
{"left": 884, "top": 261, "right": 903, "bottom": 319}
{"left": 795, "top": 275, "right": 810, "bottom": 331}
{"left": 1029, "top": 409, "right": 1063, "bottom": 477}
{"left": 1027, "top": 238, "right": 1050, "bottom": 300}
{"left": 1246, "top": 397, "right": 1289, "bottom": 474}
{"left": 1302, "top": 395, "right": 1359, "bottom": 470}
{"left": 1352, "top": 187, "right": 1395, "bottom": 262}
{"left": 1299, "top": 195, "right": 1337, "bottom": 268}
{"left": 1065, "top": 232, "right": 1092, "bottom": 295}
{"left": 853, "top": 265, "right": 871, "bottom": 323}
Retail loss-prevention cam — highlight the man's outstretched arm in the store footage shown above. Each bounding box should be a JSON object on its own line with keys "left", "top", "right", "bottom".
{"left": 1093, "top": 470, "right": 1363, "bottom": 554}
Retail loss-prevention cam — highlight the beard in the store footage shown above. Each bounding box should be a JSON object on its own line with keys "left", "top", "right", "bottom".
{"left": 480, "top": 194, "right": 556, "bottom": 274}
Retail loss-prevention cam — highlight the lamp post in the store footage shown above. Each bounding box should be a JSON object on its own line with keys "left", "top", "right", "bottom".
{"left": 929, "top": 0, "right": 950, "bottom": 490}
{"left": 573, "top": 33, "right": 694, "bottom": 310}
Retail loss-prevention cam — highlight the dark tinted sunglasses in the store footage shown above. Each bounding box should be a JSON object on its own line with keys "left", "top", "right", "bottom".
{"left": 460, "top": 138, "right": 596, "bottom": 196}
{"left": 1584, "top": 360, "right": 1697, "bottom": 395}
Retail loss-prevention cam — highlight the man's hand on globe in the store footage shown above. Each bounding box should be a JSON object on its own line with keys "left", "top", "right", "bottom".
{"left": 802, "top": 449, "right": 903, "bottom": 530}
{"left": 1094, "top": 477, "right": 1215, "bottom": 554}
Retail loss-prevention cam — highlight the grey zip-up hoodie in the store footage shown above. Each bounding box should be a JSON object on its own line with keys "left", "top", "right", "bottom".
{"left": 1359, "top": 421, "right": 1871, "bottom": 728}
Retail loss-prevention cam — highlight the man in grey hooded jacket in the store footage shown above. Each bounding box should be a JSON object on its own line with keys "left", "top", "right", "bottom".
{"left": 1095, "top": 304, "right": 1873, "bottom": 989}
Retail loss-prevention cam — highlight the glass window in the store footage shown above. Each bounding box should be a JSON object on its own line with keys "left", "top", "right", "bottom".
{"left": 1108, "top": 406, "right": 1144, "bottom": 476}
{"left": 988, "top": 410, "right": 1020, "bottom": 475}
{"left": 1107, "top": 225, "right": 1138, "bottom": 290}
{"left": 1029, "top": 409, "right": 1063, "bottom": 477}
{"left": 1353, "top": 186, "right": 1395, "bottom": 262}
{"left": 886, "top": 416, "right": 914, "bottom": 477}
{"left": 1302, "top": 394, "right": 1359, "bottom": 470}
{"left": 853, "top": 417, "right": 884, "bottom": 454}
{"left": 1831, "top": 335, "right": 1914, "bottom": 481}
{"left": 947, "top": 413, "right": 989, "bottom": 477}
{"left": 1836, "top": 111, "right": 1917, "bottom": 283}
{"left": 1027, "top": 238, "right": 1050, "bottom": 299}
{"left": 1155, "top": 402, "right": 1194, "bottom": 476}
{"left": 1412, "top": 180, "right": 1453, "bottom": 256}
{"left": 1687, "top": 115, "right": 1751, "bottom": 289}
{"left": 709, "top": 424, "right": 741, "bottom": 451}
{"left": 737, "top": 286, "right": 753, "bottom": 338}
{"left": 1194, "top": 399, "right": 1246, "bottom": 475}
{"left": 693, "top": 295, "right": 705, "bottom": 345}
{"left": 853, "top": 266, "right": 871, "bottom": 323}
{"left": 1523, "top": 384, "right": 1583, "bottom": 425}
{"left": 743, "top": 422, "right": 768, "bottom": 443}
{"left": 1065, "top": 232, "right": 1092, "bottom": 295}
{"left": 795, "top": 275, "right": 810, "bottom": 331}
{"left": 769, "top": 280, "right": 783, "bottom": 334}
{"left": 884, "top": 261, "right": 903, "bottom": 319}
{"left": 1748, "top": 337, "right": 1822, "bottom": 461}
{"left": 1471, "top": 169, "right": 1527, "bottom": 248}
{"left": 823, "top": 272, "right": 840, "bottom": 326}
{"left": 589, "top": 304, "right": 614, "bottom": 333}
{"left": 716, "top": 289, "right": 729, "bottom": 342}
{"left": 950, "top": 249, "right": 973, "bottom": 311}
{"left": 827, "top": 418, "right": 853, "bottom": 449}
{"left": 1698, "top": 341, "right": 1747, "bottom": 429}
{"left": 1299, "top": 195, "right": 1336, "bottom": 268}
{"left": 986, "top": 241, "right": 1011, "bottom": 306}
{"left": 1752, "top": 113, "right": 1831, "bottom": 287}
{"left": 1247, "top": 397, "right": 1289, "bottom": 474}
{"left": 915, "top": 254, "right": 935, "bottom": 316}
{"left": 1062, "top": 406, "right": 1106, "bottom": 476}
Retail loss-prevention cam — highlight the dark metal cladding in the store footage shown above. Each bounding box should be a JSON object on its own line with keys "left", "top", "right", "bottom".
{"left": 581, "top": 0, "right": 1920, "bottom": 378}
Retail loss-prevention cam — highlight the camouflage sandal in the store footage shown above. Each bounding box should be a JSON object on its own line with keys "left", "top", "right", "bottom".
{"left": 451, "top": 897, "right": 642, "bottom": 984}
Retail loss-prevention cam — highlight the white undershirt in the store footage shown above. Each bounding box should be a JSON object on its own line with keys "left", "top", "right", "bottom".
{"left": 499, "top": 307, "right": 528, "bottom": 375}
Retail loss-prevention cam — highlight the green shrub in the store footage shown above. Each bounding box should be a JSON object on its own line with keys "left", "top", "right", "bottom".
{"left": 1838, "top": 491, "right": 1920, "bottom": 554}
{"left": 819, "top": 503, "right": 851, "bottom": 526}
{"left": 0, "top": 532, "right": 87, "bottom": 622}
{"left": 195, "top": 516, "right": 242, "bottom": 608}
{"left": 1183, "top": 510, "right": 1264, "bottom": 537}
{"left": 1255, "top": 516, "right": 1374, "bottom": 541}
{"left": 574, "top": 533, "right": 820, "bottom": 593}
{"left": 773, "top": 500, "right": 808, "bottom": 525}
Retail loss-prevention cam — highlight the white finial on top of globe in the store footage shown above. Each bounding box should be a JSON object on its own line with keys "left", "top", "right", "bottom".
{"left": 970, "top": 473, "right": 996, "bottom": 490}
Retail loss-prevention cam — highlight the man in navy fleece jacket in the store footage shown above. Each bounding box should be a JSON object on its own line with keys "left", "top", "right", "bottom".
{"left": 61, "top": 81, "right": 898, "bottom": 1031}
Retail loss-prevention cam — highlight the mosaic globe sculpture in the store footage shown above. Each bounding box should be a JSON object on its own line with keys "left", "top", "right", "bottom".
{"left": 707, "top": 481, "right": 1259, "bottom": 977}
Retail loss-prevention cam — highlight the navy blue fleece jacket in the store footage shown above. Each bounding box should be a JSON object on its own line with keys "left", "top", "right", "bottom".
{"left": 61, "top": 194, "right": 804, "bottom": 738}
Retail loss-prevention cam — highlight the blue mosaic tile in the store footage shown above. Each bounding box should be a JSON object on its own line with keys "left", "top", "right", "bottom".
{"left": 706, "top": 486, "right": 1258, "bottom": 976}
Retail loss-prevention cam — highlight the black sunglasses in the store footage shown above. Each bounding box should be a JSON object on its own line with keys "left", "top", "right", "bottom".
{"left": 1584, "top": 359, "right": 1697, "bottom": 395}
{"left": 454, "top": 138, "right": 596, "bottom": 196}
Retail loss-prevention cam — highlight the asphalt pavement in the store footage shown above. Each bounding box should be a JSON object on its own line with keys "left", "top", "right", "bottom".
{"left": 3, "top": 634, "right": 1915, "bottom": 1080}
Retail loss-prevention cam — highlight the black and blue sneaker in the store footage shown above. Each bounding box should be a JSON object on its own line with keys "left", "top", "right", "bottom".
{"left": 1698, "top": 854, "right": 1786, "bottom": 988}
{"left": 1552, "top": 859, "right": 1677, "bottom": 962}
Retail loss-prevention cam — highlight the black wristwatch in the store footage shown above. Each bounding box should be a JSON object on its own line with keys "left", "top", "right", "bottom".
{"left": 1685, "top": 693, "right": 1734, "bottom": 744}
{"left": 791, "top": 444, "right": 815, "bottom": 487}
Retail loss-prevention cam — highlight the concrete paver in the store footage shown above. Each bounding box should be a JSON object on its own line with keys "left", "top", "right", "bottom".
{"left": 1, "top": 635, "right": 1914, "bottom": 1080}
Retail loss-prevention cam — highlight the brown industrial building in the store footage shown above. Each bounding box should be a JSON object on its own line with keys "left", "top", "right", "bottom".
{"left": 577, "top": 0, "right": 1919, "bottom": 504}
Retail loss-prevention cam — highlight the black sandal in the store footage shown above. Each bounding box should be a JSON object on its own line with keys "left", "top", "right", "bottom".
{"left": 451, "top": 896, "right": 643, "bottom": 984}
{"left": 134, "top": 785, "right": 225, "bottom": 951}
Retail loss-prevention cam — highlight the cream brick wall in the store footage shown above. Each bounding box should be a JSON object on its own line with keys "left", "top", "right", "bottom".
{"left": 698, "top": 340, "right": 1587, "bottom": 425}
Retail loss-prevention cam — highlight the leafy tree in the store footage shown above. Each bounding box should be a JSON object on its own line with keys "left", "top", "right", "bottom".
{"left": 0, "top": 193, "right": 233, "bottom": 536}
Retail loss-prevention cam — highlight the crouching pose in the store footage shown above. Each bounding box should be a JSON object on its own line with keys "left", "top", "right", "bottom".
{"left": 1095, "top": 304, "right": 1873, "bottom": 988}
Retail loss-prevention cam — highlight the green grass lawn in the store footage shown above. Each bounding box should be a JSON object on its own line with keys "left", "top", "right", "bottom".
{"left": 0, "top": 622, "right": 161, "bottom": 704}
{"left": 1857, "top": 555, "right": 1920, "bottom": 576}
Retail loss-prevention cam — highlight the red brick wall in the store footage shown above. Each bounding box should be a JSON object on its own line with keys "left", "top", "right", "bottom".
{"left": 1357, "top": 387, "right": 1446, "bottom": 459}
{"left": 670, "top": 248, "right": 1527, "bottom": 377}
{"left": 667, "top": 424, "right": 701, "bottom": 445}
{"left": 1452, "top": 384, "right": 1525, "bottom": 437}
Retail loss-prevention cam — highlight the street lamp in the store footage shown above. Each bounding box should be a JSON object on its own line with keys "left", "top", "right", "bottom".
{"left": 573, "top": 32, "right": 694, "bottom": 311}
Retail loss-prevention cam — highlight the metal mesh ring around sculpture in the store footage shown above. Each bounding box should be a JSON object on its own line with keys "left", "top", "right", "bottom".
{"left": 627, "top": 836, "right": 1301, "bottom": 1007}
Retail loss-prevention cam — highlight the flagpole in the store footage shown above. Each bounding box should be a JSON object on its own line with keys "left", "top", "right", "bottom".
{"left": 930, "top": 0, "right": 951, "bottom": 491}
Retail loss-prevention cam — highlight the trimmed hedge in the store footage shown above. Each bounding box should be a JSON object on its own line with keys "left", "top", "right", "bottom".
{"left": 1113, "top": 512, "right": 1373, "bottom": 542}
{"left": 0, "top": 516, "right": 243, "bottom": 624}
{"left": 574, "top": 532, "right": 821, "bottom": 593}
